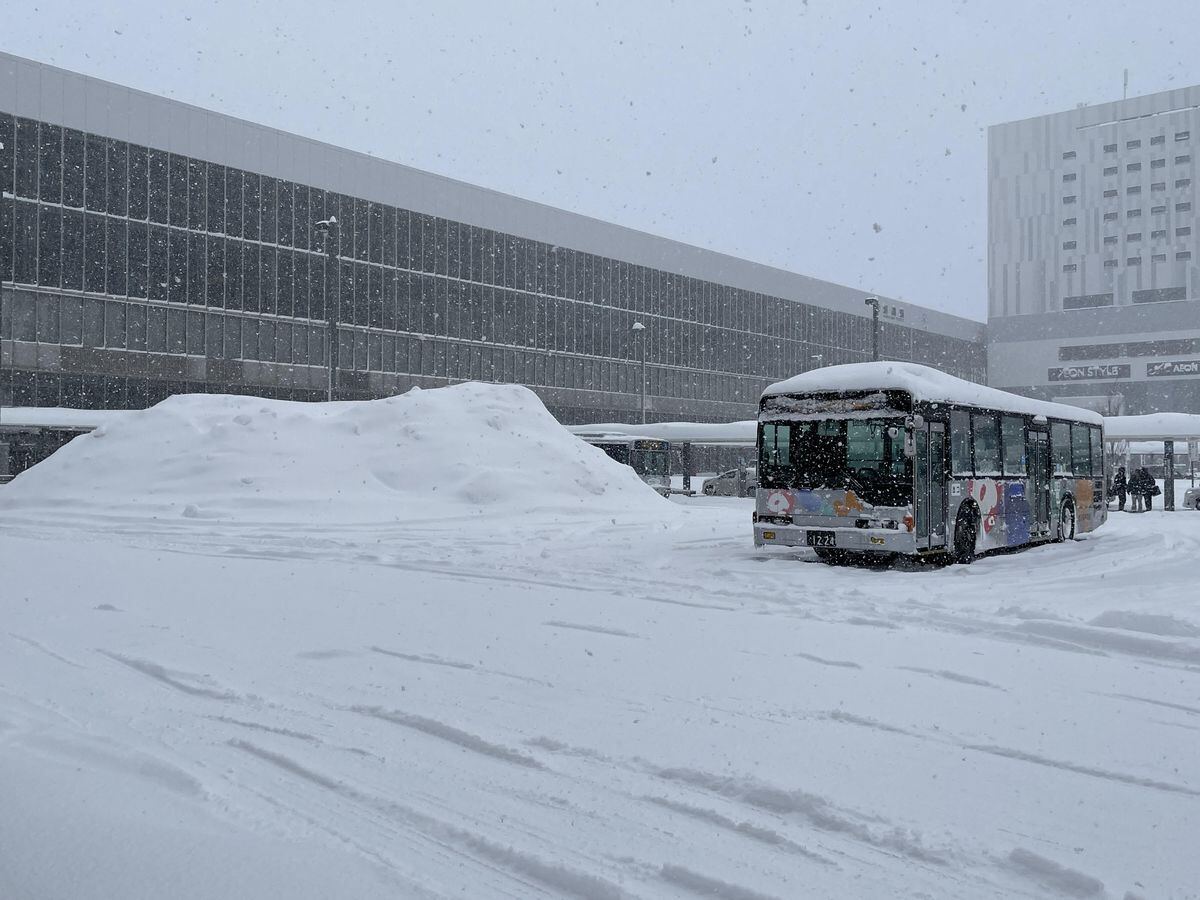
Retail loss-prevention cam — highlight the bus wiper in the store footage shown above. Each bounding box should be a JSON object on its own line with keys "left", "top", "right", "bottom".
{"left": 838, "top": 468, "right": 870, "bottom": 496}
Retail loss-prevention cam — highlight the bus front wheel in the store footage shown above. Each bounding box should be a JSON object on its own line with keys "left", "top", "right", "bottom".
{"left": 952, "top": 509, "right": 978, "bottom": 565}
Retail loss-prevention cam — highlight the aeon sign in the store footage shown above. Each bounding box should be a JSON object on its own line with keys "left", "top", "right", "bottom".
{"left": 1047, "top": 364, "right": 1130, "bottom": 382}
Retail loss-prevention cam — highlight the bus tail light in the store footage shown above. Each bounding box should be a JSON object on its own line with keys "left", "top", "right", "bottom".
{"left": 902, "top": 514, "right": 914, "bottom": 532}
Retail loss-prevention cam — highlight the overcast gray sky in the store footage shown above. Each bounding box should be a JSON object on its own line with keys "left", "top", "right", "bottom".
{"left": 7, "top": 0, "right": 1200, "bottom": 321}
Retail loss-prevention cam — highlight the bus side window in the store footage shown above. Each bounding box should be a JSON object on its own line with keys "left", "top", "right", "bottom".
{"left": 1090, "top": 427, "right": 1104, "bottom": 478}
{"left": 1071, "top": 423, "right": 1093, "bottom": 476}
{"left": 1001, "top": 415, "right": 1026, "bottom": 475}
{"left": 950, "top": 410, "right": 972, "bottom": 475}
{"left": 761, "top": 423, "right": 791, "bottom": 466}
{"left": 971, "top": 413, "right": 1001, "bottom": 476}
{"left": 1051, "top": 422, "right": 1072, "bottom": 475}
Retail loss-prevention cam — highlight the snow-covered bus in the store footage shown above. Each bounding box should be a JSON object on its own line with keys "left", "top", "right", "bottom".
{"left": 575, "top": 432, "right": 672, "bottom": 495}
{"left": 752, "top": 362, "right": 1107, "bottom": 564}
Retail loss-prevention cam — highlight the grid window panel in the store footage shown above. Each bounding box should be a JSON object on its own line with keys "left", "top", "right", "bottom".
{"left": 38, "top": 122, "right": 63, "bottom": 204}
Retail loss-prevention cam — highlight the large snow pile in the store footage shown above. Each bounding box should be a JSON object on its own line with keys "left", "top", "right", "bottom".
{"left": 0, "top": 383, "right": 667, "bottom": 523}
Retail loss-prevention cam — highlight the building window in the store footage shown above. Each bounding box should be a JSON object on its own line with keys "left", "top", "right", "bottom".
{"left": 1103, "top": 166, "right": 1118, "bottom": 176}
{"left": 1062, "top": 150, "right": 1076, "bottom": 160}
{"left": 1127, "top": 232, "right": 1142, "bottom": 241}
{"left": 1104, "top": 258, "right": 1118, "bottom": 267}
{"left": 1127, "top": 139, "right": 1141, "bottom": 149}
{"left": 1127, "top": 186, "right": 1141, "bottom": 195}
{"left": 1177, "top": 202, "right": 1192, "bottom": 212}
{"left": 1176, "top": 226, "right": 1192, "bottom": 236}
{"left": 1151, "top": 229, "right": 1167, "bottom": 239}
{"left": 1062, "top": 240, "right": 1077, "bottom": 250}
{"left": 1151, "top": 135, "right": 1166, "bottom": 146}
{"left": 1178, "top": 251, "right": 1192, "bottom": 260}
{"left": 1127, "top": 257, "right": 1142, "bottom": 265}
{"left": 1062, "top": 263, "right": 1077, "bottom": 272}
{"left": 1127, "top": 209, "right": 1142, "bottom": 218}
{"left": 1104, "top": 143, "right": 1117, "bottom": 153}
{"left": 1062, "top": 173, "right": 1077, "bottom": 182}
{"left": 1152, "top": 158, "right": 1166, "bottom": 168}
{"left": 1177, "top": 131, "right": 1191, "bottom": 142}
{"left": 1152, "top": 253, "right": 1167, "bottom": 262}
{"left": 1103, "top": 212, "right": 1118, "bottom": 222}
{"left": 1103, "top": 235, "right": 1118, "bottom": 244}
{"left": 1103, "top": 189, "right": 1118, "bottom": 198}
{"left": 1152, "top": 205, "right": 1167, "bottom": 214}
{"left": 1062, "top": 195, "right": 1077, "bottom": 204}
{"left": 1063, "top": 217, "right": 1077, "bottom": 226}
{"left": 1176, "top": 178, "right": 1191, "bottom": 188}
{"left": 1127, "top": 162, "right": 1142, "bottom": 172}
{"left": 1152, "top": 182, "right": 1167, "bottom": 191}
{"left": 1176, "top": 155, "right": 1192, "bottom": 164}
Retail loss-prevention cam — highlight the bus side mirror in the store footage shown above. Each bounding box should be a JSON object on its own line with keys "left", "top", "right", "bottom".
{"left": 887, "top": 426, "right": 900, "bottom": 439}
{"left": 904, "top": 435, "right": 915, "bottom": 458}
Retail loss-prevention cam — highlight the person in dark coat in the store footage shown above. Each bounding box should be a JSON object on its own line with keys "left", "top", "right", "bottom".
{"left": 1129, "top": 467, "right": 1155, "bottom": 512}
{"left": 1110, "top": 466, "right": 1127, "bottom": 512}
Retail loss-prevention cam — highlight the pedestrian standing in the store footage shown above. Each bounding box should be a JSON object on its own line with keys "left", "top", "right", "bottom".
{"left": 1129, "top": 467, "right": 1154, "bottom": 512}
{"left": 1110, "top": 466, "right": 1127, "bottom": 512}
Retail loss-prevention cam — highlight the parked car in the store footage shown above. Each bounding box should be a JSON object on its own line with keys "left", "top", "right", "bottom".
{"left": 1184, "top": 485, "right": 1200, "bottom": 510}
{"left": 702, "top": 467, "right": 758, "bottom": 497}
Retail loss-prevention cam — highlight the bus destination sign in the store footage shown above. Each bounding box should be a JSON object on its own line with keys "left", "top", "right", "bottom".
{"left": 1047, "top": 364, "right": 1130, "bottom": 382}
{"left": 1146, "top": 360, "right": 1200, "bottom": 377}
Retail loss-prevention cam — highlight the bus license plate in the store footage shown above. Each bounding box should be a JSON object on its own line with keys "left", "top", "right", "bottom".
{"left": 806, "top": 530, "right": 836, "bottom": 548}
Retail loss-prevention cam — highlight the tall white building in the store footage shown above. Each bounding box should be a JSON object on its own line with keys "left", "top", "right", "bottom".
{"left": 988, "top": 86, "right": 1200, "bottom": 415}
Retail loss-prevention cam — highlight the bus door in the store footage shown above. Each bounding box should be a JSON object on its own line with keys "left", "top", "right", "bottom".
{"left": 1028, "top": 429, "right": 1051, "bottom": 535}
{"left": 914, "top": 422, "right": 947, "bottom": 550}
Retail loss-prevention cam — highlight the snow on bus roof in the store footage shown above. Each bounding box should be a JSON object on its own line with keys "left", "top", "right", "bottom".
{"left": 763, "top": 362, "right": 1104, "bottom": 425}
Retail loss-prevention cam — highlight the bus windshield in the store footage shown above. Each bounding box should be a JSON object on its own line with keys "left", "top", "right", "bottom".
{"left": 759, "top": 418, "right": 910, "bottom": 507}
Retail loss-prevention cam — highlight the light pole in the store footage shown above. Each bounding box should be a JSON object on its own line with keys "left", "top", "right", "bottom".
{"left": 632, "top": 321, "right": 647, "bottom": 424}
{"left": 315, "top": 217, "right": 340, "bottom": 401}
{"left": 864, "top": 297, "right": 880, "bottom": 361}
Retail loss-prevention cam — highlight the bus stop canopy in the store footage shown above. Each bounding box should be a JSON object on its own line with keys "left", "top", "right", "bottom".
{"left": 0, "top": 407, "right": 130, "bottom": 432}
{"left": 568, "top": 421, "right": 756, "bottom": 447}
{"left": 1103, "top": 413, "right": 1200, "bottom": 442}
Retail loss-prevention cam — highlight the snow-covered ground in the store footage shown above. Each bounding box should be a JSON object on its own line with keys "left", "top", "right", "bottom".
{"left": 2, "top": 386, "right": 1198, "bottom": 899}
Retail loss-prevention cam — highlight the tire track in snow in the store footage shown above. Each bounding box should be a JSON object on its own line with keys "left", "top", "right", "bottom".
{"left": 229, "top": 739, "right": 635, "bottom": 899}
{"left": 543, "top": 621, "right": 641, "bottom": 639}
{"left": 7, "top": 633, "right": 86, "bottom": 669}
{"left": 644, "top": 796, "right": 834, "bottom": 866}
{"left": 1003, "top": 848, "right": 1105, "bottom": 898}
{"left": 350, "top": 706, "right": 544, "bottom": 769}
{"left": 651, "top": 766, "right": 946, "bottom": 865}
{"left": 966, "top": 744, "right": 1200, "bottom": 797}
{"left": 1102, "top": 693, "right": 1200, "bottom": 717}
{"left": 897, "top": 666, "right": 1004, "bottom": 691}
{"left": 794, "top": 651, "right": 861, "bottom": 669}
{"left": 659, "top": 864, "right": 783, "bottom": 900}
{"left": 98, "top": 650, "right": 240, "bottom": 700}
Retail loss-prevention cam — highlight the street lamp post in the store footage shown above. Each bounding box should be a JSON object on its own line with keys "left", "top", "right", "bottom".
{"left": 315, "top": 217, "right": 340, "bottom": 401}
{"left": 632, "top": 321, "right": 647, "bottom": 424}
{"left": 864, "top": 297, "right": 880, "bottom": 361}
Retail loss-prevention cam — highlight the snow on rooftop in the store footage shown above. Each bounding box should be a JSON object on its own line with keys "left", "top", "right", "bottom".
{"left": 0, "top": 406, "right": 130, "bottom": 431}
{"left": 0, "top": 383, "right": 667, "bottom": 523}
{"left": 1103, "top": 413, "right": 1200, "bottom": 441}
{"left": 764, "top": 362, "right": 1105, "bottom": 425}
{"left": 569, "top": 421, "right": 757, "bottom": 445}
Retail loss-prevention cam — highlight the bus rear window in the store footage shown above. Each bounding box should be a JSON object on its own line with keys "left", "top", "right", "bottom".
{"left": 760, "top": 423, "right": 791, "bottom": 467}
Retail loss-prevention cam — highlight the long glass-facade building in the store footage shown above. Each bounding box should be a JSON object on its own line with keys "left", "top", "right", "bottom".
{"left": 2, "top": 52, "right": 985, "bottom": 425}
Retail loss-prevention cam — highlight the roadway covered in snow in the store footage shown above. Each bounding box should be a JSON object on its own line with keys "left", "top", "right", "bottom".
{"left": 1, "top": 385, "right": 1198, "bottom": 899}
